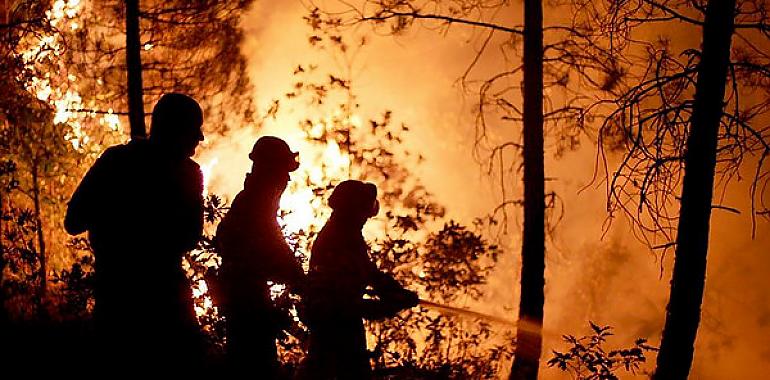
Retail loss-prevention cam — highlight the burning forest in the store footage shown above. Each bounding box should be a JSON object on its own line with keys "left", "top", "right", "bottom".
{"left": 1, "top": 0, "right": 769, "bottom": 379}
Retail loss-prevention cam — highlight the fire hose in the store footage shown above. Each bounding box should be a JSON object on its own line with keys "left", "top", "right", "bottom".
{"left": 417, "top": 299, "right": 555, "bottom": 338}
{"left": 368, "top": 281, "right": 523, "bottom": 329}
{"left": 418, "top": 299, "right": 516, "bottom": 326}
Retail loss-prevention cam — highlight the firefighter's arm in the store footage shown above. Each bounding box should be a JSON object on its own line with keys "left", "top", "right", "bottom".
{"left": 64, "top": 149, "right": 116, "bottom": 235}
{"left": 362, "top": 260, "right": 419, "bottom": 319}
{"left": 360, "top": 299, "right": 393, "bottom": 321}
{"left": 266, "top": 228, "right": 306, "bottom": 292}
{"left": 278, "top": 250, "right": 306, "bottom": 293}
{"left": 360, "top": 282, "right": 419, "bottom": 321}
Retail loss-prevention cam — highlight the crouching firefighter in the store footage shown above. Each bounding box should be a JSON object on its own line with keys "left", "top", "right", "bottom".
{"left": 297, "top": 180, "right": 419, "bottom": 380}
{"left": 211, "top": 136, "right": 306, "bottom": 377}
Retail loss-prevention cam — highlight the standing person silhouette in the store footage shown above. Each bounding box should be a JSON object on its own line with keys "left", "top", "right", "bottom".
{"left": 298, "top": 180, "right": 419, "bottom": 380}
{"left": 213, "top": 136, "right": 305, "bottom": 377}
{"left": 64, "top": 93, "right": 206, "bottom": 372}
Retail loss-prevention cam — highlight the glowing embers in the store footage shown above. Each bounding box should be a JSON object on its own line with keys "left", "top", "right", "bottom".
{"left": 191, "top": 279, "right": 215, "bottom": 316}
{"left": 47, "top": 0, "right": 80, "bottom": 26}
{"left": 187, "top": 159, "right": 222, "bottom": 323}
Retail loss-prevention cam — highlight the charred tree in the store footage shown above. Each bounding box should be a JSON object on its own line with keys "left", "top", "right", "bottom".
{"left": 510, "top": 0, "right": 545, "bottom": 379}
{"left": 653, "top": 0, "right": 737, "bottom": 379}
{"left": 125, "top": 0, "right": 146, "bottom": 139}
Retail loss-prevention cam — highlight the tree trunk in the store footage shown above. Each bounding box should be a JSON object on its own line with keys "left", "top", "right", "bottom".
{"left": 126, "top": 0, "right": 146, "bottom": 139}
{"left": 0, "top": 191, "right": 7, "bottom": 324}
{"left": 509, "top": 0, "right": 545, "bottom": 379}
{"left": 653, "top": 1, "right": 736, "bottom": 379}
{"left": 31, "top": 161, "right": 47, "bottom": 317}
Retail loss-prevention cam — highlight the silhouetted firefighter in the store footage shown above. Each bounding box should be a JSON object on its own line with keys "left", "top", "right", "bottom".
{"left": 213, "top": 136, "right": 305, "bottom": 377}
{"left": 297, "top": 180, "right": 419, "bottom": 380}
{"left": 64, "top": 93, "right": 206, "bottom": 371}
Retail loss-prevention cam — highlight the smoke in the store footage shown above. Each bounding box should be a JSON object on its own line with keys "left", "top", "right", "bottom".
{"left": 197, "top": 1, "right": 770, "bottom": 378}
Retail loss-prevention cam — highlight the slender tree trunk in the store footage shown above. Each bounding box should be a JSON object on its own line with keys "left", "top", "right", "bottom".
{"left": 126, "top": 0, "right": 146, "bottom": 139}
{"left": 31, "top": 161, "right": 47, "bottom": 316}
{"left": 510, "top": 0, "right": 545, "bottom": 379}
{"left": 653, "top": 1, "right": 736, "bottom": 379}
{"left": 0, "top": 191, "right": 7, "bottom": 324}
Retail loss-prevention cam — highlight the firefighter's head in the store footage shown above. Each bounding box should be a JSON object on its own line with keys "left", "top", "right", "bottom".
{"left": 150, "top": 93, "right": 204, "bottom": 158}
{"left": 328, "top": 180, "right": 379, "bottom": 222}
{"left": 249, "top": 136, "right": 300, "bottom": 173}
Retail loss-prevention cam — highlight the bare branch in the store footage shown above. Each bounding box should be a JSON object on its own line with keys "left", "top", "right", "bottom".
{"left": 360, "top": 11, "right": 523, "bottom": 35}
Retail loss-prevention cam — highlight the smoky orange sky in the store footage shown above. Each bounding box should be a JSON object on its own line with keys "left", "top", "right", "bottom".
{"left": 196, "top": 1, "right": 770, "bottom": 378}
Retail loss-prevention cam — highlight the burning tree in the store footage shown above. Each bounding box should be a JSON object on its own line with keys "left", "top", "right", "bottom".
{"left": 0, "top": 0, "right": 101, "bottom": 318}
{"left": 1, "top": 0, "right": 258, "bottom": 324}
{"left": 0, "top": 96, "right": 88, "bottom": 317}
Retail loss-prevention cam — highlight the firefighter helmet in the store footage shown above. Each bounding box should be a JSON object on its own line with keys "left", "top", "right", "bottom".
{"left": 249, "top": 136, "right": 299, "bottom": 172}
{"left": 328, "top": 180, "right": 379, "bottom": 217}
